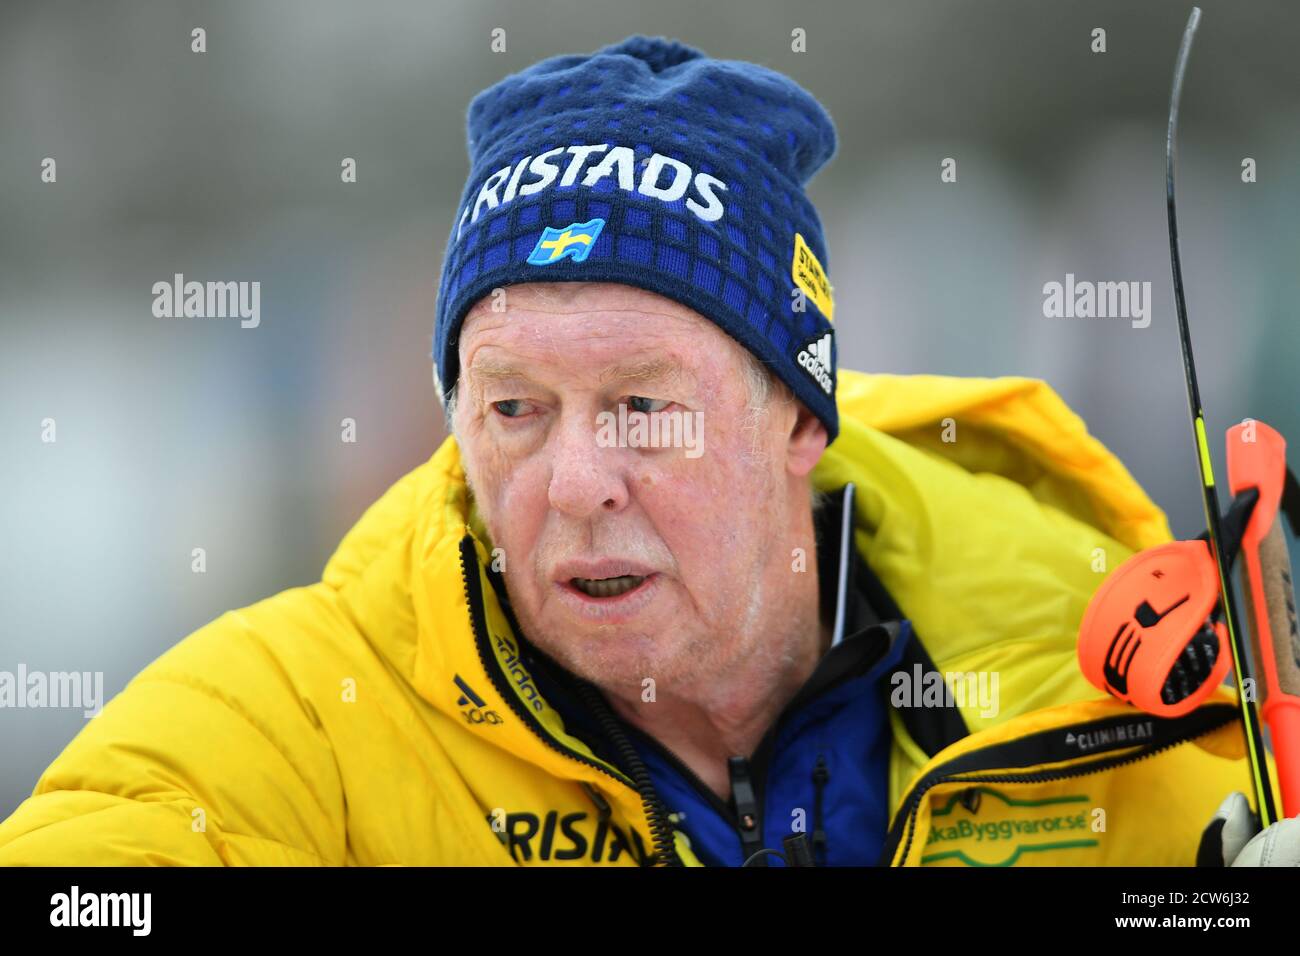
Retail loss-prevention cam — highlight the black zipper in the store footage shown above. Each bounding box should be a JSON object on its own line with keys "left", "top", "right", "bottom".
{"left": 613, "top": 718, "right": 743, "bottom": 825}
{"left": 880, "top": 701, "right": 1239, "bottom": 866}
{"left": 457, "top": 535, "right": 679, "bottom": 866}
{"left": 569, "top": 681, "right": 684, "bottom": 867}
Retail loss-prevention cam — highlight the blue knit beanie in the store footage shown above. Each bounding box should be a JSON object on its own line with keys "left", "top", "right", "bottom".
{"left": 434, "top": 35, "right": 840, "bottom": 439}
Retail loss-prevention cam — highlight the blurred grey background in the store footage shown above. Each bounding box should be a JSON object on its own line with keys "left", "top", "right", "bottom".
{"left": 2, "top": 0, "right": 1297, "bottom": 819}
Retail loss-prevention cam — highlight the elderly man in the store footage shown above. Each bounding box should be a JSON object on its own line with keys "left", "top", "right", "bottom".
{"left": 0, "top": 36, "right": 1287, "bottom": 868}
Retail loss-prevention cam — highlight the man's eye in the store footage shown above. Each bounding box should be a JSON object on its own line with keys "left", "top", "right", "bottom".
{"left": 493, "top": 399, "right": 527, "bottom": 418}
{"left": 627, "top": 396, "right": 670, "bottom": 413}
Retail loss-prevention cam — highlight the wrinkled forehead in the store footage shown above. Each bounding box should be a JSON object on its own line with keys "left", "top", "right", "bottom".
{"left": 462, "top": 281, "right": 703, "bottom": 327}
{"left": 458, "top": 281, "right": 742, "bottom": 386}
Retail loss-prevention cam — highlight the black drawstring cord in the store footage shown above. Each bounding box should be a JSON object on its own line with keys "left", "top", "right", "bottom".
{"left": 812, "top": 754, "right": 830, "bottom": 865}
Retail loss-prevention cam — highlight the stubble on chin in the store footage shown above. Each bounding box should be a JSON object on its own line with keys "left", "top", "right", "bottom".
{"left": 536, "top": 618, "right": 662, "bottom": 688}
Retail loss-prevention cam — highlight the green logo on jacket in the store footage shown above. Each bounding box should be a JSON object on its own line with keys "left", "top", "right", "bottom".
{"left": 922, "top": 787, "right": 1100, "bottom": 866}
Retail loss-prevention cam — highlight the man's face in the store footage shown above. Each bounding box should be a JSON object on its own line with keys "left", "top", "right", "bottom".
{"left": 452, "top": 282, "right": 825, "bottom": 691}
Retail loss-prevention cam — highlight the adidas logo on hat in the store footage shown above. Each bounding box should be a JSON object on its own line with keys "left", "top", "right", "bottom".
{"left": 796, "top": 331, "right": 834, "bottom": 396}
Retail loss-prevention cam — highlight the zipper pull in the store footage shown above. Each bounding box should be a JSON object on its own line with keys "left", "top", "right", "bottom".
{"left": 728, "top": 756, "right": 766, "bottom": 866}
{"left": 581, "top": 781, "right": 612, "bottom": 822}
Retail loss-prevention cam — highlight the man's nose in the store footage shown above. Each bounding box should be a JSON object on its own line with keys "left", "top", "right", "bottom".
{"left": 547, "top": 412, "right": 629, "bottom": 518}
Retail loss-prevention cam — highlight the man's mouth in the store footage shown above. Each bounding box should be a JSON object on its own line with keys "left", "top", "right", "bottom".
{"left": 570, "top": 574, "right": 647, "bottom": 598}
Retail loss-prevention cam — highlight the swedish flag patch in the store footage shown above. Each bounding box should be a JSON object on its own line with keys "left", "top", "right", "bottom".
{"left": 526, "top": 218, "right": 605, "bottom": 266}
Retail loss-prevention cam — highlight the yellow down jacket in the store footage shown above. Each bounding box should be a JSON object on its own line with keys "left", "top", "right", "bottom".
{"left": 0, "top": 369, "right": 1274, "bottom": 866}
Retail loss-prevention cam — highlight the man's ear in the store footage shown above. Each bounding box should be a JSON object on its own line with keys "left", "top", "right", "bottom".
{"left": 786, "top": 402, "right": 828, "bottom": 478}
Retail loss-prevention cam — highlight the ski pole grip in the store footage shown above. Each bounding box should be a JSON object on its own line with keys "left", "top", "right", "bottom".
{"left": 1228, "top": 419, "right": 1300, "bottom": 818}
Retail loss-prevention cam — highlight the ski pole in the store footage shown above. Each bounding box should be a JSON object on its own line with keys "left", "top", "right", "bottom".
{"left": 1164, "top": 6, "right": 1278, "bottom": 827}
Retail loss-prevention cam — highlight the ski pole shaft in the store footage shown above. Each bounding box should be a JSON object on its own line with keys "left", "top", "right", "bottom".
{"left": 1165, "top": 6, "right": 1278, "bottom": 826}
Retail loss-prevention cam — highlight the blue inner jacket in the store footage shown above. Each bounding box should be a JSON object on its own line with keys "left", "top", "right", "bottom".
{"left": 625, "top": 621, "right": 911, "bottom": 866}
{"left": 507, "top": 484, "right": 951, "bottom": 866}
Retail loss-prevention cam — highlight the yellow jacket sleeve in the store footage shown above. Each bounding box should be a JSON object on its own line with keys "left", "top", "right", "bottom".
{"left": 0, "top": 595, "right": 349, "bottom": 866}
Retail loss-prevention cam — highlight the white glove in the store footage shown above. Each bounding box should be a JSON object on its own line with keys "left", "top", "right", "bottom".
{"left": 1198, "top": 792, "right": 1300, "bottom": 866}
